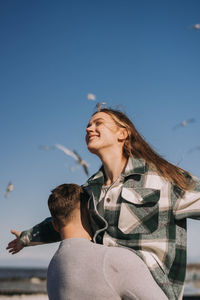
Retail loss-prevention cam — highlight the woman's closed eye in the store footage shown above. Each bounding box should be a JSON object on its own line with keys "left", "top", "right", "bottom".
{"left": 95, "top": 121, "right": 103, "bottom": 126}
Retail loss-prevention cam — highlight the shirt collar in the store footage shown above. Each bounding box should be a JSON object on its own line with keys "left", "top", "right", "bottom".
{"left": 84, "top": 157, "right": 147, "bottom": 187}
{"left": 122, "top": 156, "right": 147, "bottom": 177}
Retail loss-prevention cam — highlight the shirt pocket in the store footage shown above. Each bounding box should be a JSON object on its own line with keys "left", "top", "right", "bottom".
{"left": 118, "top": 187, "right": 160, "bottom": 235}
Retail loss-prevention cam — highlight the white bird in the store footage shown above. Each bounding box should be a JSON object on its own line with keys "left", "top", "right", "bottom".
{"left": 193, "top": 24, "right": 200, "bottom": 30}
{"left": 55, "top": 144, "right": 78, "bottom": 160}
{"left": 96, "top": 102, "right": 107, "bottom": 111}
{"left": 173, "top": 118, "right": 195, "bottom": 130}
{"left": 87, "top": 93, "right": 96, "bottom": 101}
{"left": 55, "top": 144, "right": 89, "bottom": 176}
{"left": 187, "top": 23, "right": 200, "bottom": 30}
{"left": 5, "top": 182, "right": 14, "bottom": 198}
{"left": 72, "top": 149, "right": 89, "bottom": 176}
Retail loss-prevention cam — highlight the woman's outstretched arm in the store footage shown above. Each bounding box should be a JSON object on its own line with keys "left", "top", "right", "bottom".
{"left": 6, "top": 217, "right": 61, "bottom": 254}
{"left": 173, "top": 177, "right": 200, "bottom": 220}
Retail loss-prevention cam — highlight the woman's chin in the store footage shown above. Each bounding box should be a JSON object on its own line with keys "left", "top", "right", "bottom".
{"left": 87, "top": 145, "right": 99, "bottom": 155}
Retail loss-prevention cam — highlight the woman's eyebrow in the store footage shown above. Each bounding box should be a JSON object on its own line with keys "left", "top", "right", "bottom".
{"left": 87, "top": 117, "right": 104, "bottom": 127}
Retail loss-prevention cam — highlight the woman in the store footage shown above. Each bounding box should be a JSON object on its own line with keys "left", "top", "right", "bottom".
{"left": 7, "top": 108, "right": 200, "bottom": 300}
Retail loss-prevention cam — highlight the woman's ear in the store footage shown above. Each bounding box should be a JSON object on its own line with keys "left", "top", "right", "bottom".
{"left": 118, "top": 128, "right": 128, "bottom": 142}
{"left": 52, "top": 219, "right": 59, "bottom": 232}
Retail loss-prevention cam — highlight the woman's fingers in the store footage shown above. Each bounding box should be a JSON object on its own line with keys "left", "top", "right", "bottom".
{"left": 7, "top": 242, "right": 23, "bottom": 254}
{"left": 6, "top": 239, "right": 17, "bottom": 249}
{"left": 6, "top": 229, "right": 23, "bottom": 254}
{"left": 9, "top": 246, "right": 23, "bottom": 254}
{"left": 10, "top": 229, "right": 21, "bottom": 238}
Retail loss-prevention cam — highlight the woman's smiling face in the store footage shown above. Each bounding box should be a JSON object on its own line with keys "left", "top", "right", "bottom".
{"left": 85, "top": 112, "right": 121, "bottom": 154}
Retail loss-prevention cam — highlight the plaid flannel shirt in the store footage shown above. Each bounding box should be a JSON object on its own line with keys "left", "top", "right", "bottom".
{"left": 83, "top": 157, "right": 200, "bottom": 300}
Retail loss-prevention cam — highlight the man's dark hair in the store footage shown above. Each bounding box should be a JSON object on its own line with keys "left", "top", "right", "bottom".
{"left": 48, "top": 183, "right": 87, "bottom": 229}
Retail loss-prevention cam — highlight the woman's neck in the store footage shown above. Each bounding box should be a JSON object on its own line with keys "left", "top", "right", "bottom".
{"left": 99, "top": 151, "right": 128, "bottom": 185}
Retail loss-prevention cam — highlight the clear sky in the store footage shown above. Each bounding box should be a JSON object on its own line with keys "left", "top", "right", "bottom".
{"left": 0, "top": 0, "right": 200, "bottom": 267}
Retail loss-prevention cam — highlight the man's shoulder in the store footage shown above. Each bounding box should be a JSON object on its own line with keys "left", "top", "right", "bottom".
{"left": 58, "top": 238, "right": 106, "bottom": 255}
{"left": 105, "top": 246, "right": 142, "bottom": 270}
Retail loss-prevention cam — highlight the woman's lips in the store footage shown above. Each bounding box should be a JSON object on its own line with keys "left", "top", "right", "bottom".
{"left": 87, "top": 135, "right": 99, "bottom": 144}
{"left": 88, "top": 135, "right": 99, "bottom": 140}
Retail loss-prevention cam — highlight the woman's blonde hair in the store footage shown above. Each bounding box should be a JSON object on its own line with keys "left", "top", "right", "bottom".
{"left": 93, "top": 108, "right": 194, "bottom": 191}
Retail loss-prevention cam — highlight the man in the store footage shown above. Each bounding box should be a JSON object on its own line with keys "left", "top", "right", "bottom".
{"left": 46, "top": 183, "right": 168, "bottom": 300}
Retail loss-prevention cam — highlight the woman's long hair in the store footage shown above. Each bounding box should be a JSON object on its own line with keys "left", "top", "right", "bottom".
{"left": 94, "top": 108, "right": 194, "bottom": 191}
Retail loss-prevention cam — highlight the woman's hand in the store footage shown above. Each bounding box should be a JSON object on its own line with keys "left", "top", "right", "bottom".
{"left": 6, "top": 229, "right": 24, "bottom": 254}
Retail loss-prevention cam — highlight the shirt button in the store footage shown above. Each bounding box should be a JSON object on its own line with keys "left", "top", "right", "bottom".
{"left": 106, "top": 198, "right": 111, "bottom": 203}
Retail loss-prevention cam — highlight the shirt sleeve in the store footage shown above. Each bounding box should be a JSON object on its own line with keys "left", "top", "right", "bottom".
{"left": 173, "top": 177, "right": 200, "bottom": 220}
{"left": 20, "top": 217, "right": 61, "bottom": 246}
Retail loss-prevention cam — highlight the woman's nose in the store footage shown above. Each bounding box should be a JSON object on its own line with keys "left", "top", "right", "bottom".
{"left": 86, "top": 125, "right": 94, "bottom": 133}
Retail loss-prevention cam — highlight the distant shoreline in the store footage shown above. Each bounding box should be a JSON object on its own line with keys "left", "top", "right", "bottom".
{"left": 183, "top": 297, "right": 200, "bottom": 300}
{"left": 0, "top": 295, "right": 48, "bottom": 300}
{"left": 0, "top": 292, "right": 47, "bottom": 296}
{"left": 187, "top": 263, "right": 200, "bottom": 270}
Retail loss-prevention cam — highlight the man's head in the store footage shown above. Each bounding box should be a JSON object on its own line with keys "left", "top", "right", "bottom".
{"left": 48, "top": 183, "right": 87, "bottom": 231}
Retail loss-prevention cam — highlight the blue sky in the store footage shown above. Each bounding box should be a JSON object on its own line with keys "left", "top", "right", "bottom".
{"left": 0, "top": 0, "right": 200, "bottom": 267}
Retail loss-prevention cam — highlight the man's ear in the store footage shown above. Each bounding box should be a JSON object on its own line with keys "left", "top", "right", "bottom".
{"left": 118, "top": 128, "right": 128, "bottom": 142}
{"left": 52, "top": 219, "right": 59, "bottom": 232}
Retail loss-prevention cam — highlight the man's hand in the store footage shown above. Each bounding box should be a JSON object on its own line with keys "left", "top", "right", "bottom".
{"left": 6, "top": 230, "right": 24, "bottom": 254}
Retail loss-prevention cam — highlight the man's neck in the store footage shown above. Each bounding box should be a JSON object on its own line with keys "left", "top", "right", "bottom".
{"left": 59, "top": 203, "right": 93, "bottom": 241}
{"left": 60, "top": 223, "right": 92, "bottom": 241}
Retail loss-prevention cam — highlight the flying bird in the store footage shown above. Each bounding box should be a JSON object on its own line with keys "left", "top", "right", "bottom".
{"left": 55, "top": 144, "right": 89, "bottom": 176}
{"left": 5, "top": 182, "right": 14, "bottom": 198}
{"left": 96, "top": 102, "right": 107, "bottom": 111}
{"left": 87, "top": 93, "right": 96, "bottom": 101}
{"left": 173, "top": 118, "right": 195, "bottom": 130}
{"left": 187, "top": 23, "right": 200, "bottom": 30}
{"left": 55, "top": 144, "right": 78, "bottom": 160}
{"left": 72, "top": 149, "right": 89, "bottom": 176}
{"left": 193, "top": 24, "right": 200, "bottom": 30}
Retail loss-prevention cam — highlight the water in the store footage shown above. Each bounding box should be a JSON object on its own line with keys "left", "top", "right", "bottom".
{"left": 0, "top": 296, "right": 48, "bottom": 300}
{"left": 0, "top": 267, "right": 47, "bottom": 296}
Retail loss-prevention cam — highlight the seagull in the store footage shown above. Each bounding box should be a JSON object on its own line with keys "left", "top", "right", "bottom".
{"left": 187, "top": 23, "right": 200, "bottom": 30}
{"left": 72, "top": 149, "right": 89, "bottom": 176}
{"left": 5, "top": 182, "right": 14, "bottom": 198}
{"left": 87, "top": 93, "right": 96, "bottom": 101}
{"left": 55, "top": 144, "right": 89, "bottom": 176}
{"left": 193, "top": 24, "right": 200, "bottom": 30}
{"left": 55, "top": 144, "right": 78, "bottom": 160}
{"left": 173, "top": 118, "right": 195, "bottom": 130}
{"left": 96, "top": 102, "right": 107, "bottom": 111}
